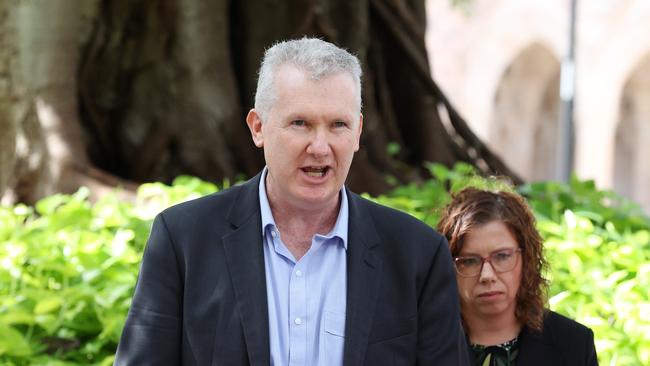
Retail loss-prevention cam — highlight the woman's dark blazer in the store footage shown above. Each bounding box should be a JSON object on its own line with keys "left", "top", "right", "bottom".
{"left": 516, "top": 310, "right": 598, "bottom": 365}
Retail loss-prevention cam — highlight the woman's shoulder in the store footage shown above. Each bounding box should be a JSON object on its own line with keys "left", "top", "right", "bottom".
{"left": 542, "top": 310, "right": 594, "bottom": 339}
{"left": 518, "top": 310, "right": 598, "bottom": 365}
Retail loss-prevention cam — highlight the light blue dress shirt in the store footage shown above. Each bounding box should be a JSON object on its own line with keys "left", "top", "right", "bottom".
{"left": 259, "top": 168, "right": 348, "bottom": 366}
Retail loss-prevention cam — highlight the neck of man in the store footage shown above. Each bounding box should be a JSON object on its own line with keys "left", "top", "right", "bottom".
{"left": 266, "top": 187, "right": 341, "bottom": 261}
{"left": 464, "top": 309, "right": 521, "bottom": 346}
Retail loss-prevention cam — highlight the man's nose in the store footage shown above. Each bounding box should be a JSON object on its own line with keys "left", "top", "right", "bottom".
{"left": 306, "top": 130, "right": 331, "bottom": 156}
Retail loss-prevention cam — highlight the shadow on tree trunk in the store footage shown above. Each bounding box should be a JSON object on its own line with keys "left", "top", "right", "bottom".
{"left": 1, "top": 0, "right": 520, "bottom": 204}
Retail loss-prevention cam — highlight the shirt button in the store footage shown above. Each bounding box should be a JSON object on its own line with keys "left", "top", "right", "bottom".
{"left": 294, "top": 317, "right": 303, "bottom": 325}
{"left": 271, "top": 230, "right": 277, "bottom": 238}
{"left": 295, "top": 270, "right": 303, "bottom": 277}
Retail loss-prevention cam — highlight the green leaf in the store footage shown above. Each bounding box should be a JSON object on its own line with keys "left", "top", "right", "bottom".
{"left": 0, "top": 311, "right": 35, "bottom": 325}
{"left": 34, "top": 314, "right": 58, "bottom": 334}
{"left": 386, "top": 142, "right": 401, "bottom": 156}
{"left": 0, "top": 324, "right": 33, "bottom": 357}
{"left": 426, "top": 162, "right": 449, "bottom": 182}
{"left": 34, "top": 297, "right": 63, "bottom": 315}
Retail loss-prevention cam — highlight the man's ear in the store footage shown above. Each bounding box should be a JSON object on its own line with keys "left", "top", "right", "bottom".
{"left": 246, "top": 109, "right": 264, "bottom": 148}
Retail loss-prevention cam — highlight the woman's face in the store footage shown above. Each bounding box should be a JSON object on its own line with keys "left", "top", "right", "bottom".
{"left": 455, "top": 220, "right": 522, "bottom": 322}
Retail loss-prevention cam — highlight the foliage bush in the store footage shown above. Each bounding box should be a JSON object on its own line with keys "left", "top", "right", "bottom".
{"left": 0, "top": 177, "right": 219, "bottom": 365}
{"left": 1, "top": 166, "right": 648, "bottom": 365}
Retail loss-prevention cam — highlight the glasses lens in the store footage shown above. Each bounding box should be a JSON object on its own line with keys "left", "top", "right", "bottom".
{"left": 454, "top": 248, "right": 520, "bottom": 277}
{"left": 491, "top": 249, "right": 518, "bottom": 272}
{"left": 454, "top": 256, "right": 482, "bottom": 277}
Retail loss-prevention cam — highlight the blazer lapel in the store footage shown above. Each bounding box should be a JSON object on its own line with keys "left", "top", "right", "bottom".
{"left": 343, "top": 192, "right": 383, "bottom": 366}
{"left": 221, "top": 174, "right": 270, "bottom": 366}
{"left": 516, "top": 327, "right": 562, "bottom": 365}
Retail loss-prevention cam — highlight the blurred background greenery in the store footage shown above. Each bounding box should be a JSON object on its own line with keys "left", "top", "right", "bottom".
{"left": 1, "top": 164, "right": 649, "bottom": 365}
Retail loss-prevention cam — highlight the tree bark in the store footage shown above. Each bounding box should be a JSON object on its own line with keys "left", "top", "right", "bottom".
{"left": 0, "top": 0, "right": 18, "bottom": 198}
{"left": 1, "top": 0, "right": 519, "bottom": 204}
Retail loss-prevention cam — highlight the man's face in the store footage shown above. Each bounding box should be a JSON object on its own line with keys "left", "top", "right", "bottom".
{"left": 247, "top": 64, "right": 363, "bottom": 211}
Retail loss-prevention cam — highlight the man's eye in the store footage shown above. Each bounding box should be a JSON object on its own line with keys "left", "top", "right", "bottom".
{"left": 333, "top": 121, "right": 347, "bottom": 128}
{"left": 291, "top": 120, "right": 305, "bottom": 126}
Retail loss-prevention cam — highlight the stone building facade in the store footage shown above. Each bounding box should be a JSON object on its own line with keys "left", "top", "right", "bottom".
{"left": 426, "top": 0, "right": 650, "bottom": 211}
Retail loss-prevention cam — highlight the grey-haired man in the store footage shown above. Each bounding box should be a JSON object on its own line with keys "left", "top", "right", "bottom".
{"left": 115, "top": 38, "right": 468, "bottom": 366}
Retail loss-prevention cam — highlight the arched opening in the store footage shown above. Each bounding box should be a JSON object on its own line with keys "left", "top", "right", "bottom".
{"left": 614, "top": 53, "right": 650, "bottom": 211}
{"left": 490, "top": 43, "right": 561, "bottom": 181}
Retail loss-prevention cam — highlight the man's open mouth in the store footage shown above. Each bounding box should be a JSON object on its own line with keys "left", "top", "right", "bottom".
{"left": 302, "top": 166, "right": 329, "bottom": 177}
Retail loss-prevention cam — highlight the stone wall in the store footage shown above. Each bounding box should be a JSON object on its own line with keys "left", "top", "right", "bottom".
{"left": 426, "top": 0, "right": 650, "bottom": 211}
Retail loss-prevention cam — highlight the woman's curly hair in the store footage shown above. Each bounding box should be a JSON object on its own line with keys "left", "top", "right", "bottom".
{"left": 437, "top": 187, "right": 549, "bottom": 331}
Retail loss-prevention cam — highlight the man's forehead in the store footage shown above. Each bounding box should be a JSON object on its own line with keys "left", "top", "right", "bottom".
{"left": 274, "top": 63, "right": 354, "bottom": 84}
{"left": 264, "top": 63, "right": 361, "bottom": 120}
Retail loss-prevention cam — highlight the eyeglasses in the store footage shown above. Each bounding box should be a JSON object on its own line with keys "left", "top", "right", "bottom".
{"left": 453, "top": 248, "right": 522, "bottom": 277}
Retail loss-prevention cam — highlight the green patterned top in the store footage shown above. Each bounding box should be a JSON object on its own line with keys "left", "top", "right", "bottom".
{"left": 470, "top": 336, "right": 520, "bottom": 366}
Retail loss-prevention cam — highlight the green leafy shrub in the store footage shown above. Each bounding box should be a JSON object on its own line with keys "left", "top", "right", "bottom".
{"left": 376, "top": 164, "right": 650, "bottom": 366}
{"left": 0, "top": 177, "right": 218, "bottom": 365}
{"left": 521, "top": 178, "right": 650, "bottom": 366}
{"left": 1, "top": 167, "right": 648, "bottom": 365}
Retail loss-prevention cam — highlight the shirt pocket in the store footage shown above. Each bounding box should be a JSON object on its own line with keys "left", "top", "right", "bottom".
{"left": 323, "top": 310, "right": 346, "bottom": 362}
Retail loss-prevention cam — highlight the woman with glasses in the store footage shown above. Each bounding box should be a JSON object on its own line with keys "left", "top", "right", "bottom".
{"left": 437, "top": 187, "right": 598, "bottom": 366}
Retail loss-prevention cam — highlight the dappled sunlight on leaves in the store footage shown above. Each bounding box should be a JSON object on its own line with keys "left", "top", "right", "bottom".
{"left": 0, "top": 165, "right": 648, "bottom": 365}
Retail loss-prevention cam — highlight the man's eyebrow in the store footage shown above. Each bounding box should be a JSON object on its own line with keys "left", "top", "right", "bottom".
{"left": 286, "top": 114, "right": 307, "bottom": 120}
{"left": 330, "top": 114, "right": 356, "bottom": 122}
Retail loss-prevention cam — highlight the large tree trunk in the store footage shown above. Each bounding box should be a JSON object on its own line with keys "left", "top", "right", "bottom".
{"left": 1, "top": 0, "right": 135, "bottom": 204}
{"left": 1, "top": 0, "right": 519, "bottom": 204}
{"left": 0, "top": 0, "right": 18, "bottom": 198}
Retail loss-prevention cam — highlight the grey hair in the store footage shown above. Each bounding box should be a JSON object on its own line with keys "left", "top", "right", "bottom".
{"left": 254, "top": 37, "right": 362, "bottom": 121}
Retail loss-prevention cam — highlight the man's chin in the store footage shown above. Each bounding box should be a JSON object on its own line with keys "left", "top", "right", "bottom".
{"left": 292, "top": 188, "right": 341, "bottom": 209}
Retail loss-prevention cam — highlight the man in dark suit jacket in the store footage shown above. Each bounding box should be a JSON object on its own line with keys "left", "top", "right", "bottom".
{"left": 115, "top": 38, "right": 468, "bottom": 365}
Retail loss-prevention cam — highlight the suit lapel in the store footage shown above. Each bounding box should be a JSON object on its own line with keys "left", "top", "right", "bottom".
{"left": 343, "top": 192, "right": 383, "bottom": 366}
{"left": 219, "top": 180, "right": 382, "bottom": 366}
{"left": 221, "top": 174, "right": 270, "bottom": 366}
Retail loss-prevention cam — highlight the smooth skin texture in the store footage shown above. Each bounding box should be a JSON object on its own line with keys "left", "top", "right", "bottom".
{"left": 457, "top": 220, "right": 522, "bottom": 345}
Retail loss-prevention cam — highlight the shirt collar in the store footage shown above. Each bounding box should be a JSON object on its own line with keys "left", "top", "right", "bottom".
{"left": 258, "top": 166, "right": 349, "bottom": 249}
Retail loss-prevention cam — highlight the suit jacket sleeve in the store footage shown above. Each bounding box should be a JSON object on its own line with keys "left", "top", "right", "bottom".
{"left": 114, "top": 213, "right": 184, "bottom": 365}
{"left": 417, "top": 234, "right": 470, "bottom": 365}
